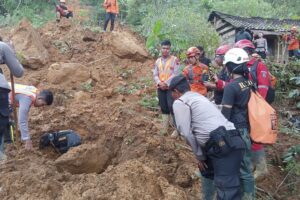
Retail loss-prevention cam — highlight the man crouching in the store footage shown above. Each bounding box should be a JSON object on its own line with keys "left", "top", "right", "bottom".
{"left": 170, "top": 75, "right": 245, "bottom": 200}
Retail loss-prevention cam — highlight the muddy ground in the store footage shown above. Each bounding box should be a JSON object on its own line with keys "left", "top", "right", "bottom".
{"left": 0, "top": 16, "right": 299, "bottom": 200}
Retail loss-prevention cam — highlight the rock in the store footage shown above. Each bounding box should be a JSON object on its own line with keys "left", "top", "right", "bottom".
{"left": 54, "top": 142, "right": 113, "bottom": 174}
{"left": 10, "top": 19, "right": 49, "bottom": 69}
{"left": 82, "top": 29, "right": 97, "bottom": 42}
{"left": 105, "top": 31, "right": 149, "bottom": 62}
{"left": 102, "top": 88, "right": 114, "bottom": 98}
{"left": 47, "top": 62, "right": 90, "bottom": 88}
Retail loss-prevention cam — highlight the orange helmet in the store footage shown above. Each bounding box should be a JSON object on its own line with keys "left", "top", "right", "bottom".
{"left": 186, "top": 47, "right": 200, "bottom": 58}
{"left": 291, "top": 26, "right": 297, "bottom": 32}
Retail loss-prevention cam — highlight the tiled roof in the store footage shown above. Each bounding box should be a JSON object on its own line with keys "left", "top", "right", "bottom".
{"left": 208, "top": 11, "right": 300, "bottom": 32}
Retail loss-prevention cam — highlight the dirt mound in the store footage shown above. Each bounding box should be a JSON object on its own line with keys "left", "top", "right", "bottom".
{"left": 47, "top": 62, "right": 91, "bottom": 88}
{"left": 10, "top": 19, "right": 49, "bottom": 69}
{"left": 0, "top": 8, "right": 299, "bottom": 199}
{"left": 103, "top": 31, "right": 149, "bottom": 62}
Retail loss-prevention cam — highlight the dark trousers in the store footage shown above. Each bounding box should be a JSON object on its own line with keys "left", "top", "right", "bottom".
{"left": 157, "top": 88, "right": 174, "bottom": 114}
{"left": 204, "top": 130, "right": 245, "bottom": 200}
{"left": 289, "top": 49, "right": 300, "bottom": 59}
{"left": 0, "top": 88, "right": 10, "bottom": 154}
{"left": 103, "top": 12, "right": 116, "bottom": 31}
{"left": 257, "top": 51, "right": 266, "bottom": 59}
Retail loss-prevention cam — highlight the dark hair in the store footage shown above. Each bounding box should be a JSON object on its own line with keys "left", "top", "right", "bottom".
{"left": 196, "top": 46, "right": 205, "bottom": 56}
{"left": 226, "top": 62, "right": 249, "bottom": 79}
{"left": 169, "top": 75, "right": 190, "bottom": 93}
{"left": 39, "top": 90, "right": 54, "bottom": 105}
{"left": 161, "top": 40, "right": 171, "bottom": 46}
{"left": 244, "top": 47, "right": 254, "bottom": 55}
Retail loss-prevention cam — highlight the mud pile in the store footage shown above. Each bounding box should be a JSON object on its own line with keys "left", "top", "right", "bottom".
{"left": 0, "top": 19, "right": 201, "bottom": 200}
{"left": 0, "top": 16, "right": 299, "bottom": 200}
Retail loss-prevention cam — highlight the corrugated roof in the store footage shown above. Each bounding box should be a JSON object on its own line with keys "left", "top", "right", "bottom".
{"left": 208, "top": 11, "right": 300, "bottom": 32}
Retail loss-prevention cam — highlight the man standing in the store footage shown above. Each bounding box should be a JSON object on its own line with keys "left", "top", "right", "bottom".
{"left": 235, "top": 39, "right": 272, "bottom": 180}
{"left": 9, "top": 83, "right": 53, "bottom": 150}
{"left": 170, "top": 75, "right": 245, "bottom": 200}
{"left": 197, "top": 46, "right": 211, "bottom": 66}
{"left": 283, "top": 26, "right": 299, "bottom": 59}
{"left": 153, "top": 40, "right": 179, "bottom": 135}
{"left": 253, "top": 32, "right": 268, "bottom": 59}
{"left": 221, "top": 48, "right": 255, "bottom": 199}
{"left": 103, "top": 0, "right": 119, "bottom": 32}
{"left": 203, "top": 45, "right": 231, "bottom": 105}
{"left": 0, "top": 41, "right": 24, "bottom": 160}
{"left": 183, "top": 47, "right": 209, "bottom": 96}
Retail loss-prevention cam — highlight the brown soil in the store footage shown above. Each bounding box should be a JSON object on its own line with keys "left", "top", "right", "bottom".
{"left": 0, "top": 9, "right": 299, "bottom": 200}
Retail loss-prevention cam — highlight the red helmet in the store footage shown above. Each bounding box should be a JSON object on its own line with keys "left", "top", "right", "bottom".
{"left": 234, "top": 39, "right": 255, "bottom": 49}
{"left": 186, "top": 47, "right": 200, "bottom": 57}
{"left": 215, "top": 45, "right": 231, "bottom": 55}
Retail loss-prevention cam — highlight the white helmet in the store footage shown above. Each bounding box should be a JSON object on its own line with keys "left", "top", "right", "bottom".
{"left": 60, "top": 0, "right": 66, "bottom": 3}
{"left": 223, "top": 48, "right": 249, "bottom": 65}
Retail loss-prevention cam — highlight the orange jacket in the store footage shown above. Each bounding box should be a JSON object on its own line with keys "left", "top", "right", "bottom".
{"left": 103, "top": 0, "right": 119, "bottom": 14}
{"left": 283, "top": 34, "right": 299, "bottom": 50}
{"left": 183, "top": 63, "right": 209, "bottom": 96}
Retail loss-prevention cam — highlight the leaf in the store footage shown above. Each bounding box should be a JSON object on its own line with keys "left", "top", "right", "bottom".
{"left": 290, "top": 77, "right": 300, "bottom": 86}
{"left": 288, "top": 89, "right": 300, "bottom": 98}
{"left": 297, "top": 101, "right": 300, "bottom": 110}
{"left": 152, "top": 20, "right": 162, "bottom": 35}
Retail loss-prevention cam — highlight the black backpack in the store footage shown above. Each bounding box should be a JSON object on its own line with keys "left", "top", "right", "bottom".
{"left": 39, "top": 130, "right": 81, "bottom": 154}
{"left": 250, "top": 61, "right": 275, "bottom": 104}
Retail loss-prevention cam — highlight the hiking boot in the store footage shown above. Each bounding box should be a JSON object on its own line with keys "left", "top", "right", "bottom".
{"left": 161, "top": 114, "right": 169, "bottom": 135}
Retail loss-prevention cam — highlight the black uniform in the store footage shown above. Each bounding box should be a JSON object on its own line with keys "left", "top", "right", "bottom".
{"left": 214, "top": 68, "right": 230, "bottom": 105}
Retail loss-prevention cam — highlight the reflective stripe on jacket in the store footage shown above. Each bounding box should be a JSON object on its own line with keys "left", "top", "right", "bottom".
{"left": 157, "top": 55, "right": 177, "bottom": 82}
{"left": 183, "top": 64, "right": 209, "bottom": 96}
{"left": 8, "top": 83, "right": 37, "bottom": 106}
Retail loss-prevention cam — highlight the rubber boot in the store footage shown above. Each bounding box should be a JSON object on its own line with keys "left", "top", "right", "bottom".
{"left": 201, "top": 176, "right": 216, "bottom": 200}
{"left": 252, "top": 149, "right": 268, "bottom": 179}
{"left": 161, "top": 114, "right": 169, "bottom": 135}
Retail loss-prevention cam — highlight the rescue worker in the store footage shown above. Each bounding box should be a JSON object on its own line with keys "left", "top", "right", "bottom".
{"left": 221, "top": 48, "right": 255, "bottom": 199}
{"left": 9, "top": 83, "right": 53, "bottom": 150}
{"left": 183, "top": 47, "right": 209, "bottom": 96}
{"left": 0, "top": 41, "right": 24, "bottom": 160}
{"left": 253, "top": 32, "right": 268, "bottom": 59}
{"left": 196, "top": 46, "right": 211, "bottom": 66}
{"left": 170, "top": 75, "right": 245, "bottom": 200}
{"left": 235, "top": 39, "right": 271, "bottom": 179}
{"left": 153, "top": 40, "right": 179, "bottom": 135}
{"left": 203, "top": 45, "right": 231, "bottom": 105}
{"left": 283, "top": 26, "right": 299, "bottom": 59}
{"left": 102, "top": 0, "right": 119, "bottom": 32}
{"left": 235, "top": 27, "right": 252, "bottom": 42}
{"left": 56, "top": 0, "right": 73, "bottom": 22}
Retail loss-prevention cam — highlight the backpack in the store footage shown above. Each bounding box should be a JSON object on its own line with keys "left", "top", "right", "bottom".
{"left": 39, "top": 130, "right": 81, "bottom": 154}
{"left": 250, "top": 61, "right": 276, "bottom": 104}
{"left": 248, "top": 89, "right": 278, "bottom": 144}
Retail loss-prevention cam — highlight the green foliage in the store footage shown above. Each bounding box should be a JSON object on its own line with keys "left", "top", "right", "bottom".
{"left": 139, "top": 94, "right": 159, "bottom": 110}
{"left": 0, "top": 0, "right": 55, "bottom": 27}
{"left": 141, "top": 4, "right": 220, "bottom": 56}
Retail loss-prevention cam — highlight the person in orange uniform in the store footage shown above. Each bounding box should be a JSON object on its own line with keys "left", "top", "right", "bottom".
{"left": 183, "top": 47, "right": 209, "bottom": 96}
{"left": 283, "top": 26, "right": 299, "bottom": 59}
{"left": 102, "top": 0, "right": 119, "bottom": 32}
